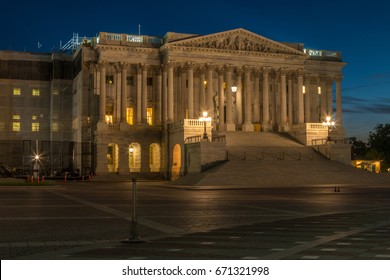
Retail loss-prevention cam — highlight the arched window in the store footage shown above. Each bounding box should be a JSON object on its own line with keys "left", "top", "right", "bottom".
{"left": 149, "top": 143, "right": 161, "bottom": 172}
{"left": 129, "top": 143, "right": 141, "bottom": 172}
{"left": 107, "top": 143, "right": 118, "bottom": 172}
{"left": 171, "top": 144, "right": 181, "bottom": 180}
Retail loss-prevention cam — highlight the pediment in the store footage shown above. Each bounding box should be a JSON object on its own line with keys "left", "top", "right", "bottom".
{"left": 166, "top": 28, "right": 305, "bottom": 56}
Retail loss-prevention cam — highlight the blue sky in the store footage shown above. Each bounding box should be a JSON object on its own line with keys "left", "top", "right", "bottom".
{"left": 2, "top": 0, "right": 389, "bottom": 141}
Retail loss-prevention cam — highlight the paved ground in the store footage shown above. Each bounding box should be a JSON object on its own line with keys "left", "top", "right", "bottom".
{"left": 1, "top": 179, "right": 390, "bottom": 260}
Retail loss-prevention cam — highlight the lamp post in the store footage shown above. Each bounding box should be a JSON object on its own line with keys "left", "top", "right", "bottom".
{"left": 122, "top": 145, "right": 145, "bottom": 243}
{"left": 322, "top": 116, "right": 335, "bottom": 142}
{"left": 199, "top": 111, "right": 212, "bottom": 141}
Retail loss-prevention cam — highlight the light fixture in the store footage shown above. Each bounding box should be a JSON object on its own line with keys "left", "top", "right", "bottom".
{"left": 199, "top": 111, "right": 212, "bottom": 141}
{"left": 231, "top": 85, "right": 237, "bottom": 93}
{"left": 322, "top": 116, "right": 335, "bottom": 141}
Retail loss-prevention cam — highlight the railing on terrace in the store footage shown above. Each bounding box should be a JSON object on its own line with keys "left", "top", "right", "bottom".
{"left": 97, "top": 32, "right": 163, "bottom": 46}
{"left": 304, "top": 48, "right": 342, "bottom": 61}
{"left": 184, "top": 135, "right": 202, "bottom": 144}
{"left": 312, "top": 137, "right": 352, "bottom": 145}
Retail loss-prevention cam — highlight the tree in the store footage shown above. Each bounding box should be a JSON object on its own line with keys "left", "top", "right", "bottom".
{"left": 368, "top": 123, "right": 390, "bottom": 171}
{"left": 350, "top": 137, "right": 368, "bottom": 160}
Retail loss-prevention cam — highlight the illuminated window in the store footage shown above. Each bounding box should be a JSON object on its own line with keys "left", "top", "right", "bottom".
{"left": 105, "top": 115, "right": 113, "bottom": 124}
{"left": 13, "top": 88, "right": 21, "bottom": 95}
{"left": 52, "top": 122, "right": 59, "bottom": 132}
{"left": 13, "top": 115, "right": 20, "bottom": 120}
{"left": 106, "top": 75, "right": 114, "bottom": 84}
{"left": 32, "top": 122, "right": 39, "bottom": 132}
{"left": 147, "top": 108, "right": 153, "bottom": 125}
{"left": 32, "top": 115, "right": 37, "bottom": 120}
{"left": 32, "top": 89, "right": 40, "bottom": 96}
{"left": 126, "top": 107, "right": 133, "bottom": 125}
{"left": 302, "top": 86, "right": 306, "bottom": 94}
{"left": 12, "top": 122, "right": 20, "bottom": 131}
{"left": 318, "top": 86, "right": 321, "bottom": 94}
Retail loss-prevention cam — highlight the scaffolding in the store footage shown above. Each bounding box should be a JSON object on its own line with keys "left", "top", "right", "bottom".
{"left": 60, "top": 33, "right": 89, "bottom": 52}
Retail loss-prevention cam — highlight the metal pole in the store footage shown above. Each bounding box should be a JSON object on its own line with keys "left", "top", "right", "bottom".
{"left": 122, "top": 177, "right": 145, "bottom": 243}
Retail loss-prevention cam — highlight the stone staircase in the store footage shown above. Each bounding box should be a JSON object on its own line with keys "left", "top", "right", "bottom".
{"left": 172, "top": 131, "right": 390, "bottom": 186}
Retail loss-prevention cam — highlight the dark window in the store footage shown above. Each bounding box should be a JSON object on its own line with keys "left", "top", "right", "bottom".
{"left": 127, "top": 76, "right": 134, "bottom": 86}
{"left": 147, "top": 77, "right": 153, "bottom": 86}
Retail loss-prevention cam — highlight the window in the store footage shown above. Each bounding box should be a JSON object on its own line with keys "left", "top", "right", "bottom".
{"left": 147, "top": 107, "right": 153, "bottom": 126}
{"left": 32, "top": 122, "right": 39, "bottom": 132}
{"left": 105, "top": 115, "right": 113, "bottom": 124}
{"left": 13, "top": 115, "right": 20, "bottom": 120}
{"left": 13, "top": 88, "right": 21, "bottom": 96}
{"left": 32, "top": 115, "right": 37, "bottom": 120}
{"left": 127, "top": 76, "right": 134, "bottom": 86}
{"left": 52, "top": 122, "right": 59, "bottom": 132}
{"left": 126, "top": 107, "right": 133, "bottom": 125}
{"left": 147, "top": 77, "right": 153, "bottom": 86}
{"left": 12, "top": 122, "right": 20, "bottom": 132}
{"left": 106, "top": 75, "right": 114, "bottom": 84}
{"left": 32, "top": 89, "right": 40, "bottom": 96}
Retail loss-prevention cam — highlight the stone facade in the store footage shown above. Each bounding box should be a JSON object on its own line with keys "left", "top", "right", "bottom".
{"left": 0, "top": 28, "right": 346, "bottom": 178}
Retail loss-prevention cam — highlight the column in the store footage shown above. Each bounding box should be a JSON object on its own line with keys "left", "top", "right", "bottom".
{"left": 186, "top": 62, "right": 194, "bottom": 118}
{"left": 287, "top": 72, "right": 293, "bottom": 126}
{"left": 120, "top": 62, "right": 128, "bottom": 124}
{"left": 167, "top": 61, "right": 174, "bottom": 123}
{"left": 262, "top": 66, "right": 270, "bottom": 131}
{"left": 206, "top": 63, "right": 214, "bottom": 116}
{"left": 253, "top": 70, "right": 260, "bottom": 124}
{"left": 180, "top": 67, "right": 186, "bottom": 119}
{"left": 217, "top": 67, "right": 224, "bottom": 131}
{"left": 225, "top": 65, "right": 235, "bottom": 131}
{"left": 336, "top": 75, "right": 342, "bottom": 126}
{"left": 156, "top": 68, "right": 162, "bottom": 124}
{"left": 99, "top": 61, "right": 106, "bottom": 122}
{"left": 115, "top": 66, "right": 121, "bottom": 123}
{"left": 162, "top": 65, "right": 168, "bottom": 123}
{"left": 320, "top": 76, "right": 327, "bottom": 121}
{"left": 280, "top": 68, "right": 287, "bottom": 127}
{"left": 243, "top": 66, "right": 254, "bottom": 131}
{"left": 141, "top": 64, "right": 148, "bottom": 124}
{"left": 327, "top": 77, "right": 333, "bottom": 117}
{"left": 136, "top": 65, "right": 142, "bottom": 124}
{"left": 297, "top": 69, "right": 304, "bottom": 124}
{"left": 236, "top": 67, "right": 243, "bottom": 125}
{"left": 304, "top": 75, "right": 311, "bottom": 123}
{"left": 199, "top": 67, "right": 206, "bottom": 112}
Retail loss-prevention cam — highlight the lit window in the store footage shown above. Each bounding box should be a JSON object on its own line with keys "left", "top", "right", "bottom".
{"left": 13, "top": 88, "right": 21, "bottom": 95}
{"left": 32, "top": 89, "right": 40, "bottom": 96}
{"left": 32, "top": 115, "right": 37, "bottom": 120}
{"left": 13, "top": 122, "right": 20, "bottom": 131}
{"left": 52, "top": 122, "right": 59, "bottom": 132}
{"left": 147, "top": 108, "right": 153, "bottom": 126}
{"left": 13, "top": 115, "right": 20, "bottom": 120}
{"left": 126, "top": 107, "right": 133, "bottom": 125}
{"left": 318, "top": 86, "right": 321, "bottom": 94}
{"left": 302, "top": 86, "right": 306, "bottom": 94}
{"left": 32, "top": 122, "right": 39, "bottom": 132}
{"left": 106, "top": 75, "right": 114, "bottom": 84}
{"left": 105, "top": 115, "right": 113, "bottom": 124}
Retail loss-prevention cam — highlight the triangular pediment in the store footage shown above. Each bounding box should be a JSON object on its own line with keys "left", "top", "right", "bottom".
{"left": 165, "top": 28, "right": 305, "bottom": 56}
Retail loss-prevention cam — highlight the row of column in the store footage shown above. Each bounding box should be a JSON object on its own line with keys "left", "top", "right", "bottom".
{"left": 97, "top": 61, "right": 343, "bottom": 129}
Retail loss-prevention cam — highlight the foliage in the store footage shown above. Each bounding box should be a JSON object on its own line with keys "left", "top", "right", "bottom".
{"left": 350, "top": 137, "right": 368, "bottom": 160}
{"left": 367, "top": 123, "right": 390, "bottom": 171}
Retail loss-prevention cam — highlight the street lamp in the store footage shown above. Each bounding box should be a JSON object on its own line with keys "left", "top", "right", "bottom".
{"left": 322, "top": 116, "right": 335, "bottom": 141}
{"left": 199, "top": 111, "right": 212, "bottom": 141}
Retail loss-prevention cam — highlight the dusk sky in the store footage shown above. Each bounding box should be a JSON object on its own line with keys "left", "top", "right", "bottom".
{"left": 2, "top": 0, "right": 389, "bottom": 141}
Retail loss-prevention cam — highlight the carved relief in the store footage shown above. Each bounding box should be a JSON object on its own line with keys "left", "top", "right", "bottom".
{"left": 180, "top": 35, "right": 275, "bottom": 53}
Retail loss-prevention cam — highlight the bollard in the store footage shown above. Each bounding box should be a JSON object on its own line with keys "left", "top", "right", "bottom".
{"left": 122, "top": 177, "right": 145, "bottom": 243}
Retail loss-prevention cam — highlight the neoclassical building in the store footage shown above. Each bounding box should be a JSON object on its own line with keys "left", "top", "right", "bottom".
{"left": 0, "top": 28, "right": 346, "bottom": 178}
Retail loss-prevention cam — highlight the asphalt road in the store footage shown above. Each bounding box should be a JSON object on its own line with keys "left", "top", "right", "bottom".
{"left": 1, "top": 181, "right": 390, "bottom": 260}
